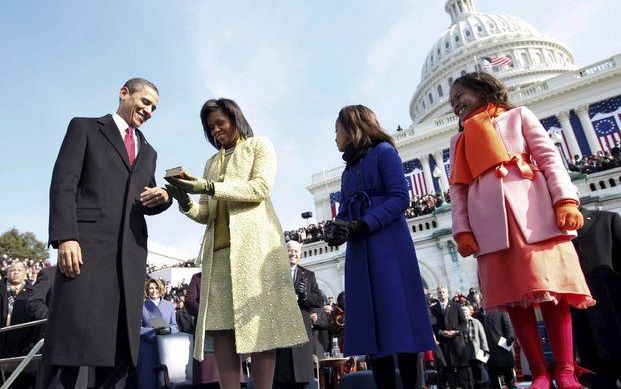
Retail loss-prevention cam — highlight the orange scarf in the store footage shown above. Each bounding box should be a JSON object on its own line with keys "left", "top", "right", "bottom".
{"left": 449, "top": 103, "right": 509, "bottom": 185}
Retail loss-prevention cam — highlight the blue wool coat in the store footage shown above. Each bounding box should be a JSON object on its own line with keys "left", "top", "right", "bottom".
{"left": 137, "top": 298, "right": 179, "bottom": 389}
{"left": 337, "top": 141, "right": 435, "bottom": 357}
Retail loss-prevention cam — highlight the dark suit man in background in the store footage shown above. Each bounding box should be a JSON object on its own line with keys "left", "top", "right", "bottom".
{"left": 43, "top": 78, "right": 172, "bottom": 388}
{"left": 310, "top": 307, "right": 330, "bottom": 357}
{"left": 27, "top": 265, "right": 56, "bottom": 322}
{"left": 431, "top": 286, "right": 470, "bottom": 389}
{"left": 480, "top": 309, "right": 516, "bottom": 389}
{"left": 570, "top": 208, "right": 621, "bottom": 388}
{"left": 274, "top": 240, "right": 323, "bottom": 389}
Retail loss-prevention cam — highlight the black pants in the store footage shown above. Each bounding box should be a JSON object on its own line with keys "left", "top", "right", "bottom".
{"left": 273, "top": 383, "right": 310, "bottom": 389}
{"left": 487, "top": 366, "right": 515, "bottom": 389}
{"left": 371, "top": 353, "right": 420, "bottom": 389}
{"left": 469, "top": 360, "right": 485, "bottom": 389}
{"left": 445, "top": 366, "right": 472, "bottom": 389}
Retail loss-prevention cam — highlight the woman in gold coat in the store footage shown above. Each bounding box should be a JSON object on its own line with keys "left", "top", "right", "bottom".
{"left": 167, "top": 98, "right": 307, "bottom": 389}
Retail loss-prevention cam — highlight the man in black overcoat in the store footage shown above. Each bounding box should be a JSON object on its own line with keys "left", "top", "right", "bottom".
{"left": 480, "top": 309, "right": 516, "bottom": 389}
{"left": 274, "top": 240, "right": 323, "bottom": 389}
{"left": 26, "top": 265, "right": 56, "bottom": 322}
{"left": 310, "top": 307, "right": 330, "bottom": 357}
{"left": 430, "top": 286, "right": 470, "bottom": 389}
{"left": 571, "top": 207, "right": 621, "bottom": 389}
{"left": 43, "top": 78, "right": 171, "bottom": 388}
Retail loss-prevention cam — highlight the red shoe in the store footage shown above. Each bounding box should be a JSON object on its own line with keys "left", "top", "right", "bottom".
{"left": 529, "top": 373, "right": 552, "bottom": 389}
{"left": 554, "top": 364, "right": 586, "bottom": 389}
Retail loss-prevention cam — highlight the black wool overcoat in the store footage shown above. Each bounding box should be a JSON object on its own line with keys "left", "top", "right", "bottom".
{"left": 45, "top": 115, "right": 171, "bottom": 366}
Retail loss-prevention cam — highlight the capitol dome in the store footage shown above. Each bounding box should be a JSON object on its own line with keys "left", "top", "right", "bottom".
{"left": 410, "top": 0, "right": 577, "bottom": 124}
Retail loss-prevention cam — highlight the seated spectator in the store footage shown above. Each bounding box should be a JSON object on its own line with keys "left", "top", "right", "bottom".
{"left": 137, "top": 278, "right": 179, "bottom": 389}
{"left": 1, "top": 261, "right": 36, "bottom": 387}
{"left": 567, "top": 150, "right": 621, "bottom": 174}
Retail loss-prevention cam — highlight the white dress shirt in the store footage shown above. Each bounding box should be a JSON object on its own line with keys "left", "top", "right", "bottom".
{"left": 112, "top": 113, "right": 140, "bottom": 156}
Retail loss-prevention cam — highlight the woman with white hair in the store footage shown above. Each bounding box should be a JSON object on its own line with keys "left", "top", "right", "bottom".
{"left": 0, "top": 261, "right": 35, "bottom": 386}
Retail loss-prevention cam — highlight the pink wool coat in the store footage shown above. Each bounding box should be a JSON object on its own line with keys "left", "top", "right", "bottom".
{"left": 449, "top": 106, "right": 579, "bottom": 256}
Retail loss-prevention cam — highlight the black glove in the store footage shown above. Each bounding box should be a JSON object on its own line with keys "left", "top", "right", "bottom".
{"left": 156, "top": 327, "right": 171, "bottom": 336}
{"left": 295, "top": 279, "right": 308, "bottom": 301}
{"left": 505, "top": 337, "right": 515, "bottom": 347}
{"left": 323, "top": 220, "right": 369, "bottom": 246}
{"left": 165, "top": 184, "right": 191, "bottom": 212}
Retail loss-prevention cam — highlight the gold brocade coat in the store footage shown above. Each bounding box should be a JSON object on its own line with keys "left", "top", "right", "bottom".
{"left": 183, "top": 136, "right": 308, "bottom": 359}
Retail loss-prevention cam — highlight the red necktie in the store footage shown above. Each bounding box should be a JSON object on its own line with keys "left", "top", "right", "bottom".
{"left": 124, "top": 127, "right": 136, "bottom": 167}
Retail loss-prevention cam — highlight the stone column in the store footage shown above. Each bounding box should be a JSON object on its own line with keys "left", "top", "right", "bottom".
{"left": 420, "top": 154, "right": 435, "bottom": 195}
{"left": 576, "top": 104, "right": 601, "bottom": 154}
{"left": 436, "top": 240, "right": 465, "bottom": 293}
{"left": 556, "top": 111, "right": 582, "bottom": 159}
{"left": 336, "top": 258, "right": 346, "bottom": 291}
{"left": 433, "top": 150, "right": 450, "bottom": 193}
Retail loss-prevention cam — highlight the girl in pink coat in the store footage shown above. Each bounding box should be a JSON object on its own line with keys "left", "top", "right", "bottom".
{"left": 448, "top": 72, "right": 594, "bottom": 389}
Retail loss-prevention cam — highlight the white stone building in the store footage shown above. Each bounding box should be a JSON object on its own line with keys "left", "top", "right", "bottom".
{"left": 302, "top": 0, "right": 621, "bottom": 300}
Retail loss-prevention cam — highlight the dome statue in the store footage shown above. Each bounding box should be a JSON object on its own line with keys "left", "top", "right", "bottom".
{"left": 410, "top": 0, "right": 577, "bottom": 124}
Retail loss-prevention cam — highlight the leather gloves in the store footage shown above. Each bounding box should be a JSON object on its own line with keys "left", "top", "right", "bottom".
{"left": 455, "top": 232, "right": 479, "bottom": 257}
{"left": 323, "top": 219, "right": 369, "bottom": 247}
{"left": 295, "top": 279, "right": 308, "bottom": 301}
{"left": 166, "top": 170, "right": 215, "bottom": 195}
{"left": 155, "top": 327, "right": 171, "bottom": 336}
{"left": 165, "top": 184, "right": 191, "bottom": 212}
{"left": 555, "top": 200, "right": 584, "bottom": 230}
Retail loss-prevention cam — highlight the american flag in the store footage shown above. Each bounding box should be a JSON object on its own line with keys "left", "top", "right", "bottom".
{"left": 329, "top": 191, "right": 342, "bottom": 219}
{"left": 484, "top": 55, "right": 512, "bottom": 67}
{"left": 593, "top": 115, "right": 621, "bottom": 151}
{"left": 588, "top": 95, "right": 621, "bottom": 118}
{"left": 547, "top": 128, "right": 571, "bottom": 159}
{"left": 403, "top": 159, "right": 428, "bottom": 197}
{"left": 443, "top": 149, "right": 451, "bottom": 178}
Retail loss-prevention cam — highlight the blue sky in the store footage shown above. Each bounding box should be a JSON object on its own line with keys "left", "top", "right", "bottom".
{"left": 2, "top": 0, "right": 620, "bottom": 258}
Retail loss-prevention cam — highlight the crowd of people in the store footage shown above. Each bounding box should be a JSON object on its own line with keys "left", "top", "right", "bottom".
{"left": 0, "top": 255, "right": 51, "bottom": 285}
{"left": 145, "top": 260, "right": 196, "bottom": 275}
{"left": 284, "top": 191, "right": 453, "bottom": 244}
{"left": 405, "top": 192, "right": 451, "bottom": 218}
{"left": 426, "top": 287, "right": 517, "bottom": 389}
{"left": 284, "top": 221, "right": 328, "bottom": 244}
{"left": 5, "top": 73, "right": 617, "bottom": 389}
{"left": 567, "top": 147, "right": 621, "bottom": 174}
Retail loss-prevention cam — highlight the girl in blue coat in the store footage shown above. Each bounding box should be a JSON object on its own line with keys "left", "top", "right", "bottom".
{"left": 324, "top": 105, "right": 435, "bottom": 389}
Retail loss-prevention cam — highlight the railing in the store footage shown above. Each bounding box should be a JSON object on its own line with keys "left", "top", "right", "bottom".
{"left": 310, "top": 166, "right": 344, "bottom": 185}
{"left": 510, "top": 81, "right": 550, "bottom": 103}
{"left": 432, "top": 112, "right": 459, "bottom": 128}
{"left": 574, "top": 166, "right": 621, "bottom": 195}
{"left": 301, "top": 240, "right": 342, "bottom": 260}
{"left": 573, "top": 56, "right": 617, "bottom": 79}
{"left": 0, "top": 319, "right": 47, "bottom": 389}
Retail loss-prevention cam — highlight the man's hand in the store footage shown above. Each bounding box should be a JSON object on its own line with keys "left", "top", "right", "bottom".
{"left": 58, "top": 240, "right": 83, "bottom": 278}
{"left": 310, "top": 312, "right": 318, "bottom": 324}
{"left": 141, "top": 187, "right": 170, "bottom": 208}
